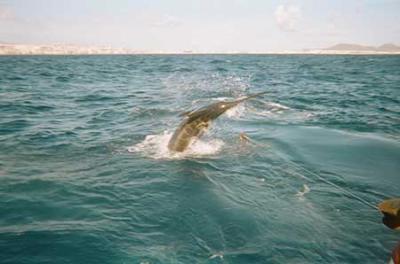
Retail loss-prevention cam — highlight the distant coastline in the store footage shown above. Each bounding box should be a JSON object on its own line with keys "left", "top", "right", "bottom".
{"left": 1, "top": 43, "right": 400, "bottom": 55}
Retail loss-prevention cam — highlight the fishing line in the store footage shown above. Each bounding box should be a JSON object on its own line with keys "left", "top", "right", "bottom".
{"left": 247, "top": 138, "right": 378, "bottom": 210}
{"left": 283, "top": 156, "right": 379, "bottom": 210}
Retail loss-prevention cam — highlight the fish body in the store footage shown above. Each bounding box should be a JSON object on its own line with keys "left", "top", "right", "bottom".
{"left": 167, "top": 92, "right": 266, "bottom": 152}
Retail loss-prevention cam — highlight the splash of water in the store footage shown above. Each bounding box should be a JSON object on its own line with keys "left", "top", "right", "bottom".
{"left": 225, "top": 103, "right": 246, "bottom": 119}
{"left": 128, "top": 131, "right": 224, "bottom": 159}
{"left": 162, "top": 73, "right": 250, "bottom": 103}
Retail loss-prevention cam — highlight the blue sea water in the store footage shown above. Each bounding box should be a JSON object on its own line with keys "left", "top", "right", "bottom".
{"left": 0, "top": 55, "right": 399, "bottom": 263}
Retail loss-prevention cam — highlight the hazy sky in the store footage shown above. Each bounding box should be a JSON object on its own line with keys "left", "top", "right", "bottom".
{"left": 0, "top": 0, "right": 399, "bottom": 52}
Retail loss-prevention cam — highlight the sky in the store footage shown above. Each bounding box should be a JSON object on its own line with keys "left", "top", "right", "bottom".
{"left": 0, "top": 0, "right": 399, "bottom": 52}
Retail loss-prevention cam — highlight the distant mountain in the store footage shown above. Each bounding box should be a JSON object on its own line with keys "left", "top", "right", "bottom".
{"left": 326, "top": 43, "right": 375, "bottom": 51}
{"left": 326, "top": 43, "right": 400, "bottom": 52}
{"left": 377, "top": 43, "right": 400, "bottom": 52}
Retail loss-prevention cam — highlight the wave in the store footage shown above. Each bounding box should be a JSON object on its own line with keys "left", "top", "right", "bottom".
{"left": 224, "top": 100, "right": 303, "bottom": 121}
{"left": 256, "top": 110, "right": 314, "bottom": 120}
{"left": 251, "top": 101, "right": 315, "bottom": 122}
{"left": 209, "top": 59, "right": 228, "bottom": 64}
{"left": 75, "top": 94, "right": 115, "bottom": 102}
{"left": 128, "top": 131, "right": 224, "bottom": 159}
{"left": 263, "top": 102, "right": 290, "bottom": 111}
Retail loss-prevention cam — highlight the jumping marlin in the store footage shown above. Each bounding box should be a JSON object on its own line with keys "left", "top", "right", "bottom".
{"left": 167, "top": 92, "right": 267, "bottom": 152}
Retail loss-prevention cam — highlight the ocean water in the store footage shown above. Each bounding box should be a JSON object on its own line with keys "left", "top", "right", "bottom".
{"left": 0, "top": 55, "right": 399, "bottom": 263}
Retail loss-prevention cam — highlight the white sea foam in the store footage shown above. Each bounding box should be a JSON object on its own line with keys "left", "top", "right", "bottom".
{"left": 296, "top": 184, "right": 311, "bottom": 198}
{"left": 254, "top": 101, "right": 314, "bottom": 122}
{"left": 264, "top": 101, "right": 291, "bottom": 111}
{"left": 209, "top": 252, "right": 224, "bottom": 260}
{"left": 128, "top": 131, "right": 224, "bottom": 159}
{"left": 225, "top": 104, "right": 246, "bottom": 118}
{"left": 255, "top": 101, "right": 291, "bottom": 116}
{"left": 226, "top": 100, "right": 293, "bottom": 119}
{"left": 257, "top": 110, "right": 314, "bottom": 120}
